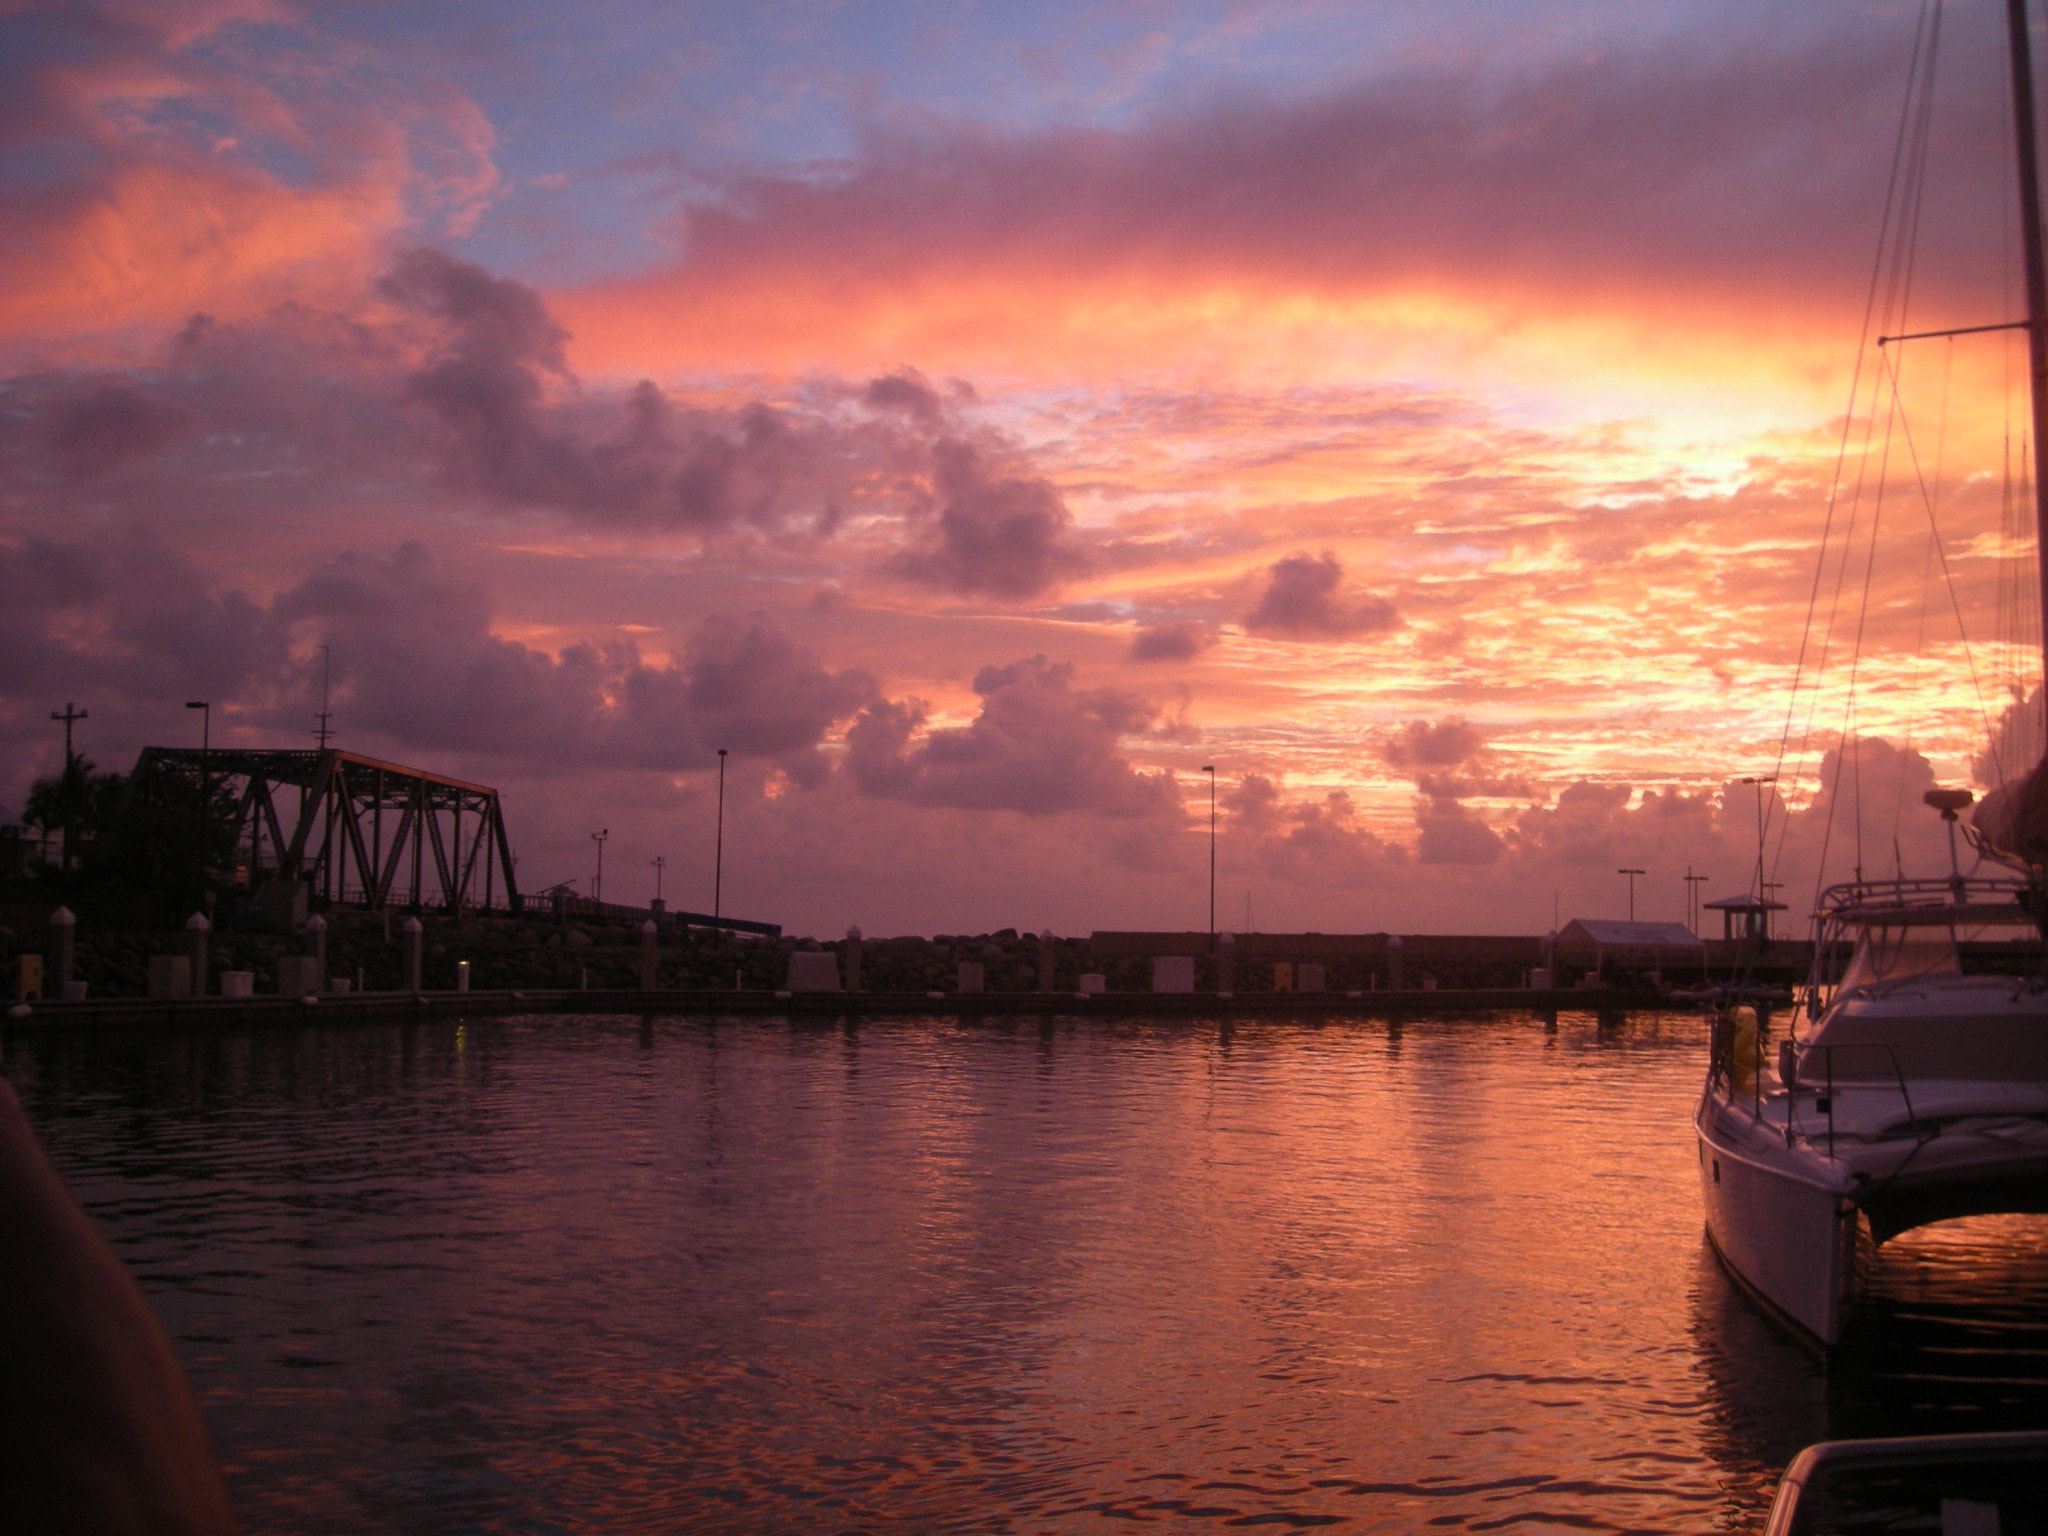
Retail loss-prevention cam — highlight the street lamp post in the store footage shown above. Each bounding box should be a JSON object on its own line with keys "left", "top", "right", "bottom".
{"left": 714, "top": 748, "right": 727, "bottom": 929}
{"left": 1202, "top": 765, "right": 1216, "bottom": 942}
{"left": 1617, "top": 867, "right": 1645, "bottom": 922}
{"left": 651, "top": 855, "right": 665, "bottom": 903}
{"left": 591, "top": 828, "right": 608, "bottom": 905}
{"left": 1740, "top": 775, "right": 1778, "bottom": 940}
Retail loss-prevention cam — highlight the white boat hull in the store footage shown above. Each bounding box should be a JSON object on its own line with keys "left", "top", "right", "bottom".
{"left": 1697, "top": 1102, "right": 1860, "bottom": 1345}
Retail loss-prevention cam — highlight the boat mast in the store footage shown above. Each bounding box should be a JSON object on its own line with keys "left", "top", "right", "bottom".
{"left": 2008, "top": 0, "right": 2048, "bottom": 670}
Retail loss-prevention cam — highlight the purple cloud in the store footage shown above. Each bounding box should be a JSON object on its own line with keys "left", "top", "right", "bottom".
{"left": 1130, "top": 620, "right": 1210, "bottom": 662}
{"left": 44, "top": 383, "right": 194, "bottom": 480}
{"left": 1242, "top": 552, "right": 1398, "bottom": 639}
{"left": 890, "top": 440, "right": 1088, "bottom": 600}
{"left": 1382, "top": 716, "right": 1483, "bottom": 770}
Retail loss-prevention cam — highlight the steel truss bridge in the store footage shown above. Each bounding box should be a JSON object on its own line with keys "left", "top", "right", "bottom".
{"left": 124, "top": 748, "right": 521, "bottom": 912}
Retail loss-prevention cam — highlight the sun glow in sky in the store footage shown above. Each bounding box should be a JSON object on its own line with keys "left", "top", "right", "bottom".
{"left": 2, "top": 0, "right": 2044, "bottom": 935}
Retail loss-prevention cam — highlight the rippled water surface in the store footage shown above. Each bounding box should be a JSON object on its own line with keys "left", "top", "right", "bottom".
{"left": 9, "top": 1011, "right": 2047, "bottom": 1533}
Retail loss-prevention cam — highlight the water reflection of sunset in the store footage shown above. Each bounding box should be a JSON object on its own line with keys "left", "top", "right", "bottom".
{"left": 22, "top": 1014, "right": 2048, "bottom": 1530}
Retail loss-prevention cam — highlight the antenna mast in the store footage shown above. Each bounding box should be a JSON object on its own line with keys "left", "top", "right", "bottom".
{"left": 313, "top": 645, "right": 333, "bottom": 749}
{"left": 2008, "top": 0, "right": 2048, "bottom": 671}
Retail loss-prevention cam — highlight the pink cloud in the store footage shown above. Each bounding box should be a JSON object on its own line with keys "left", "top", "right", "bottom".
{"left": 847, "top": 654, "right": 1175, "bottom": 816}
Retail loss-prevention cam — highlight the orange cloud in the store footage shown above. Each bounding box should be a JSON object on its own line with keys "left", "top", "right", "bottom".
{"left": 0, "top": 161, "right": 395, "bottom": 349}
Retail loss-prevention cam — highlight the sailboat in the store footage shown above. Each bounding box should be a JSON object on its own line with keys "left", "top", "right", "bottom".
{"left": 1695, "top": 0, "right": 2048, "bottom": 1349}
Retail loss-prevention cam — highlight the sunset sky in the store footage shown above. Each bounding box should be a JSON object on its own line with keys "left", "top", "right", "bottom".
{"left": 3, "top": 0, "right": 2043, "bottom": 936}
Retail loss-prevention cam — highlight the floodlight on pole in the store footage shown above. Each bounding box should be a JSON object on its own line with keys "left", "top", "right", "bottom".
{"left": 1683, "top": 868, "right": 1710, "bottom": 936}
{"left": 714, "top": 749, "right": 728, "bottom": 928}
{"left": 1202, "top": 765, "right": 1217, "bottom": 943}
{"left": 591, "top": 828, "right": 609, "bottom": 905}
{"left": 1616, "top": 867, "right": 1645, "bottom": 923}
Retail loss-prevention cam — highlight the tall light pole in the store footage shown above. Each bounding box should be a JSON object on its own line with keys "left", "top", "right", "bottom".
{"left": 1617, "top": 867, "right": 1645, "bottom": 923}
{"left": 1683, "top": 868, "right": 1709, "bottom": 935}
{"left": 591, "top": 828, "right": 608, "bottom": 905}
{"left": 1202, "top": 764, "right": 1216, "bottom": 942}
{"left": 651, "top": 855, "right": 665, "bottom": 903}
{"left": 1740, "top": 775, "right": 1777, "bottom": 938}
{"left": 714, "top": 748, "right": 727, "bottom": 929}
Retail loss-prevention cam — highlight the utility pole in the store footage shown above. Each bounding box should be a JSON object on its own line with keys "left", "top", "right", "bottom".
{"left": 1683, "top": 868, "right": 1710, "bottom": 936}
{"left": 187, "top": 700, "right": 210, "bottom": 881}
{"left": 1617, "top": 867, "right": 1645, "bottom": 923}
{"left": 49, "top": 703, "right": 88, "bottom": 873}
{"left": 651, "top": 855, "right": 665, "bottom": 903}
{"left": 1202, "top": 765, "right": 1217, "bottom": 943}
{"left": 50, "top": 702, "right": 87, "bottom": 761}
{"left": 591, "top": 828, "right": 609, "bottom": 905}
{"left": 714, "top": 748, "right": 727, "bottom": 929}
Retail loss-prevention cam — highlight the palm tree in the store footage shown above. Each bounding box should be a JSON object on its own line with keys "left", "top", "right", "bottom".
{"left": 24, "top": 752, "right": 95, "bottom": 873}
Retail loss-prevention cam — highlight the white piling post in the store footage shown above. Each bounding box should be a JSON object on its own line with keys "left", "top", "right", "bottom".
{"left": 186, "top": 911, "right": 211, "bottom": 997}
{"left": 402, "top": 916, "right": 423, "bottom": 992}
{"left": 49, "top": 907, "right": 75, "bottom": 995}
{"left": 306, "top": 913, "right": 327, "bottom": 994}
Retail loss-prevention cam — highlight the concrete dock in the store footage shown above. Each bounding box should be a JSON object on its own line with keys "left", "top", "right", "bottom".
{"left": 5, "top": 986, "right": 1681, "bottom": 1031}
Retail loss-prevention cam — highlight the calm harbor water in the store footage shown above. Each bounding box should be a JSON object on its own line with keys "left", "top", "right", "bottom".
{"left": 8, "top": 1010, "right": 2047, "bottom": 1534}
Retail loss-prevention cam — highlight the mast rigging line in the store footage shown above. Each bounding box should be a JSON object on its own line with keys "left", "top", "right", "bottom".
{"left": 1788, "top": 0, "right": 1945, "bottom": 899}
{"left": 1766, "top": 0, "right": 1945, "bottom": 908}
{"left": 1774, "top": 0, "right": 2048, "bottom": 909}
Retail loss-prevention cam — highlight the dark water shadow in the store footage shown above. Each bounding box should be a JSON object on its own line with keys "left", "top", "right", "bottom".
{"left": 1693, "top": 1213, "right": 2048, "bottom": 1494}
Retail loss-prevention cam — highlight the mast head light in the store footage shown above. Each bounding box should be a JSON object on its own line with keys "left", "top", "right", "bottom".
{"left": 1924, "top": 787, "right": 1976, "bottom": 821}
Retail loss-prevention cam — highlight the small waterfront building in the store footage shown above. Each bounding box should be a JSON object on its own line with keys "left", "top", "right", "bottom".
{"left": 1701, "top": 894, "right": 1789, "bottom": 943}
{"left": 1553, "top": 919, "right": 1707, "bottom": 987}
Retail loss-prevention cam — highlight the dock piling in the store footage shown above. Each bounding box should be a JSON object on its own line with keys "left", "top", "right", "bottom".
{"left": 185, "top": 912, "right": 210, "bottom": 997}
